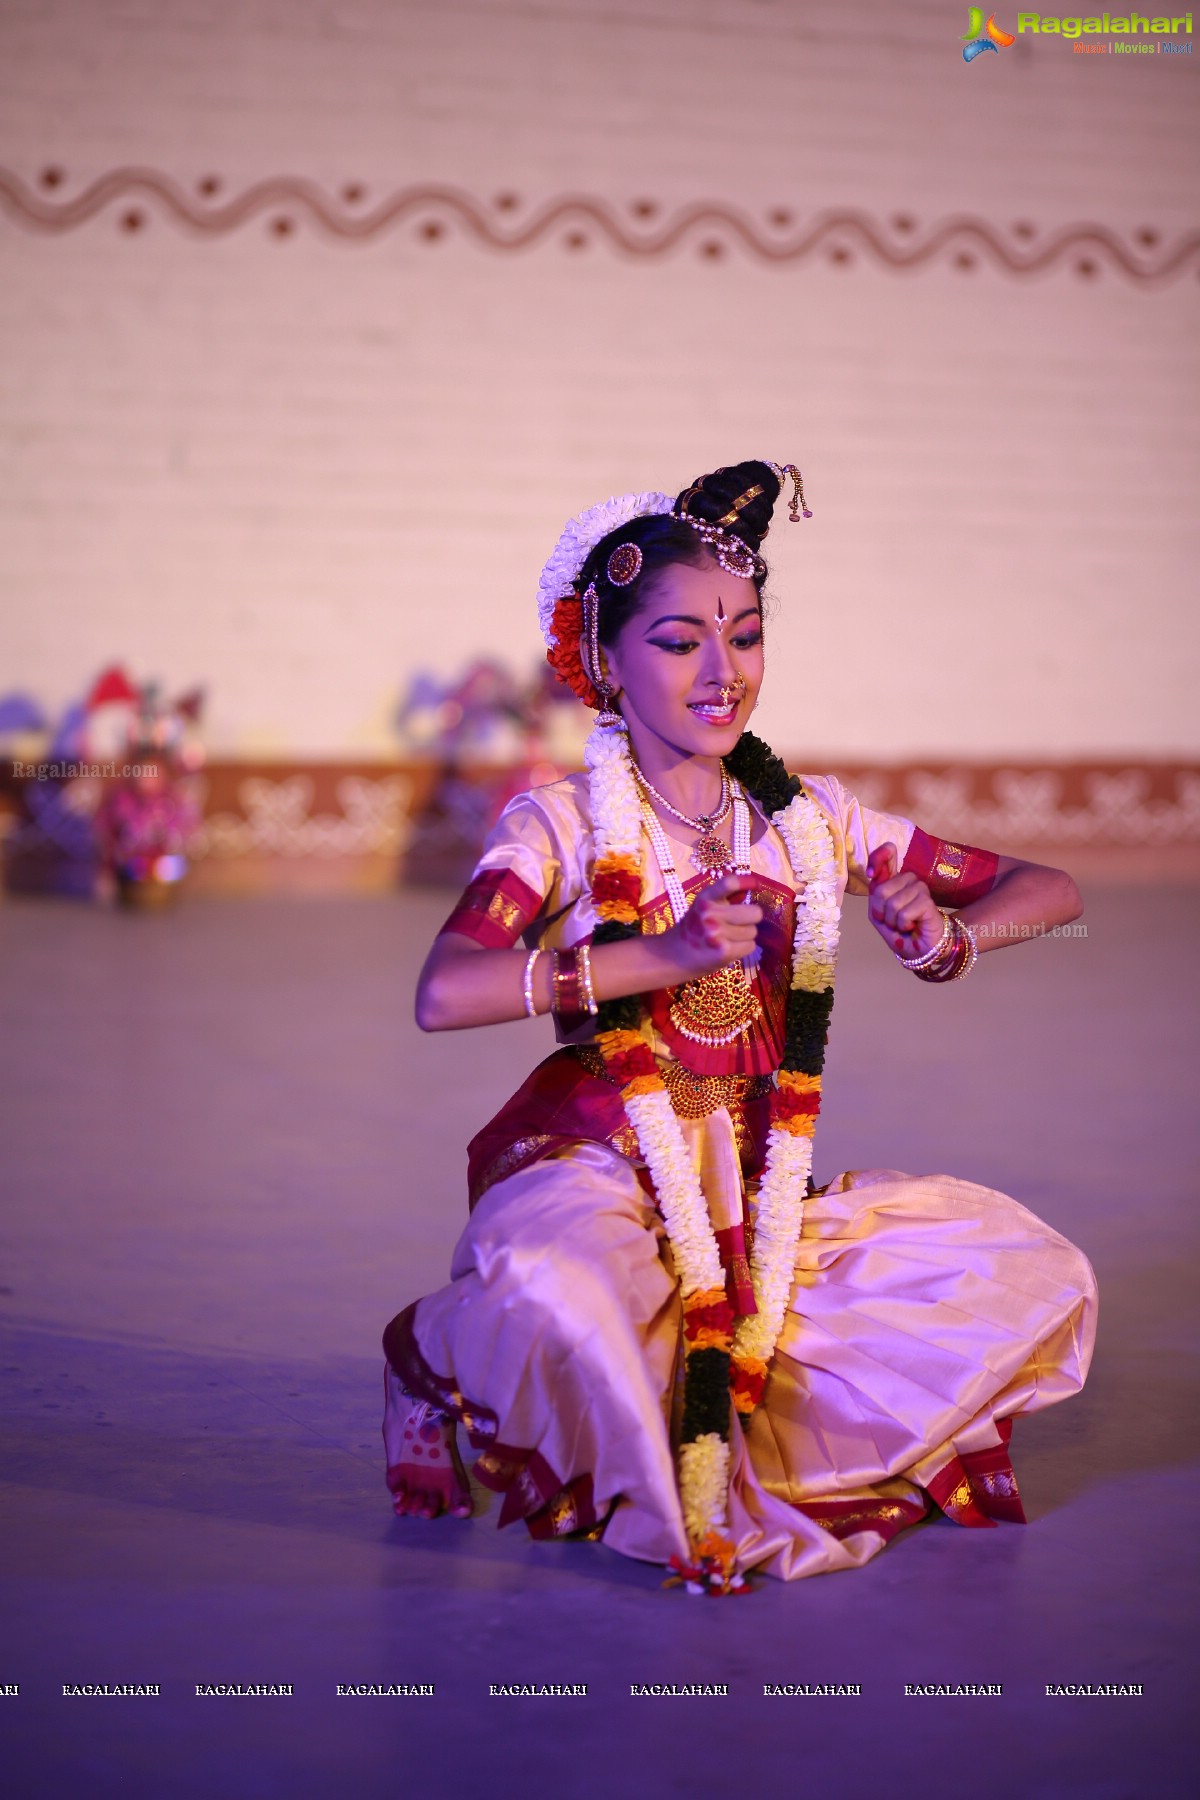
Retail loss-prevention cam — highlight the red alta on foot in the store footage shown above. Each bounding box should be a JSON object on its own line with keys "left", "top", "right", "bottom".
{"left": 382, "top": 1365, "right": 472, "bottom": 1520}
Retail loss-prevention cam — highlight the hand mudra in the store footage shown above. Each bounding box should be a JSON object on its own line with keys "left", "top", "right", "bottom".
{"left": 668, "top": 872, "right": 763, "bottom": 977}
{"left": 866, "top": 842, "right": 944, "bottom": 961}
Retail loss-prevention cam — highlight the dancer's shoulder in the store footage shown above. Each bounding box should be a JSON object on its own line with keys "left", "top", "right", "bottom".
{"left": 526, "top": 767, "right": 591, "bottom": 804}
{"left": 789, "top": 771, "right": 849, "bottom": 819}
{"left": 509, "top": 769, "right": 593, "bottom": 829}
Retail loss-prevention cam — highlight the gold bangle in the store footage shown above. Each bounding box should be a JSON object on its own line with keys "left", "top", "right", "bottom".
{"left": 947, "top": 917, "right": 979, "bottom": 981}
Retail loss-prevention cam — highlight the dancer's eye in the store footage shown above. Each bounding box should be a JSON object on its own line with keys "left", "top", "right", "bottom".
{"left": 647, "top": 639, "right": 698, "bottom": 656}
{"left": 730, "top": 631, "right": 762, "bottom": 650}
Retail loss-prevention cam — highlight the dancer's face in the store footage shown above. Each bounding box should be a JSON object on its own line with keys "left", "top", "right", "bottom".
{"left": 602, "top": 559, "right": 764, "bottom": 764}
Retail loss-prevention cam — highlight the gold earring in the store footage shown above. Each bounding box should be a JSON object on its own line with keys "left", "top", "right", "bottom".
{"left": 596, "top": 684, "right": 624, "bottom": 729}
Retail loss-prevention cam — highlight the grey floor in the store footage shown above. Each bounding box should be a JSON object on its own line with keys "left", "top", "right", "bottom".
{"left": 1, "top": 885, "right": 1196, "bottom": 1798}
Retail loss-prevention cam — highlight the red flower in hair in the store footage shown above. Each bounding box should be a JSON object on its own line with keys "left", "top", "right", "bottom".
{"left": 545, "top": 593, "right": 599, "bottom": 709}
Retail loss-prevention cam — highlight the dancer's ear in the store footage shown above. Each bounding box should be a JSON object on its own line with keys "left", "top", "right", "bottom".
{"left": 595, "top": 642, "right": 620, "bottom": 696}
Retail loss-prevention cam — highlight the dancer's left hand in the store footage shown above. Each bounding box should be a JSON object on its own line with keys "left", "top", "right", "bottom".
{"left": 867, "top": 842, "right": 944, "bottom": 961}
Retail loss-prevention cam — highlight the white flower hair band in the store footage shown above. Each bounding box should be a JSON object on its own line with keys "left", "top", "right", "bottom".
{"left": 537, "top": 490, "right": 675, "bottom": 649}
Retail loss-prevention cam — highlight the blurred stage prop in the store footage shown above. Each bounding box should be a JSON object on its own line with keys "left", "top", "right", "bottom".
{"left": 1, "top": 666, "right": 205, "bottom": 904}
{"left": 2, "top": 662, "right": 1197, "bottom": 898}
{"left": 395, "top": 659, "right": 588, "bottom": 889}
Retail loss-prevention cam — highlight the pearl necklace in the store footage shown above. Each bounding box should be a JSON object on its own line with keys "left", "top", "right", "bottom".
{"left": 631, "top": 761, "right": 731, "bottom": 832}
{"left": 638, "top": 782, "right": 750, "bottom": 910}
{"left": 632, "top": 762, "right": 733, "bottom": 877}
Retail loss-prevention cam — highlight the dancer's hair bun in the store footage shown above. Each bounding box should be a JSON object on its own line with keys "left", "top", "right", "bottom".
{"left": 673, "top": 460, "right": 782, "bottom": 552}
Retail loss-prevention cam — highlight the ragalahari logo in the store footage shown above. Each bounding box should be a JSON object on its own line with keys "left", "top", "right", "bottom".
{"left": 962, "top": 9, "right": 1017, "bottom": 56}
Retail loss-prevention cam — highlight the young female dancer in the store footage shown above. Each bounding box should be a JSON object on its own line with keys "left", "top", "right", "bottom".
{"left": 382, "top": 460, "right": 1097, "bottom": 1592}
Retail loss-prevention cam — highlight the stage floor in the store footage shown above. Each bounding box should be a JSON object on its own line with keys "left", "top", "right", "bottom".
{"left": 1, "top": 887, "right": 1196, "bottom": 1797}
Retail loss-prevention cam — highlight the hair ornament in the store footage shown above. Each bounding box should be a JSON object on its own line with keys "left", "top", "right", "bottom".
{"left": 715, "top": 483, "right": 764, "bottom": 528}
{"left": 606, "top": 541, "right": 643, "bottom": 587}
{"left": 674, "top": 513, "right": 765, "bottom": 580}
{"left": 674, "top": 470, "right": 771, "bottom": 575}
{"left": 579, "top": 583, "right": 624, "bottom": 728}
{"left": 766, "top": 462, "right": 813, "bottom": 522}
{"left": 580, "top": 583, "right": 602, "bottom": 691}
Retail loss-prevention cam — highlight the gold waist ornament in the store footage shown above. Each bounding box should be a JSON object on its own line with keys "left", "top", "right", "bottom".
{"left": 661, "top": 1060, "right": 772, "bottom": 1119}
{"left": 574, "top": 1044, "right": 770, "bottom": 1119}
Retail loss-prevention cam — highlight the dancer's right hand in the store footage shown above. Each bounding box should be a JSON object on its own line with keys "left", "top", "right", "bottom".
{"left": 661, "top": 872, "right": 763, "bottom": 977}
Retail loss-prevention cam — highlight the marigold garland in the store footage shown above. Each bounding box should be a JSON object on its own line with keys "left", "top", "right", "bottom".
{"left": 591, "top": 860, "right": 641, "bottom": 923}
{"left": 584, "top": 721, "right": 842, "bottom": 1591}
{"left": 683, "top": 1291, "right": 735, "bottom": 1340}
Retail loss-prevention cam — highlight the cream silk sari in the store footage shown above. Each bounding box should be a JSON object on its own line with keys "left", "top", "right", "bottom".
{"left": 386, "top": 773, "right": 1097, "bottom": 1577}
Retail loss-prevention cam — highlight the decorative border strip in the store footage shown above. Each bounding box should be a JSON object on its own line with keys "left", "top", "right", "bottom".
{"left": 181, "top": 760, "right": 1200, "bottom": 854}
{"left": 1, "top": 167, "right": 1196, "bottom": 286}
{"left": 831, "top": 763, "right": 1200, "bottom": 847}
{"left": 192, "top": 772, "right": 414, "bottom": 860}
{"left": 3, "top": 763, "right": 1196, "bottom": 868}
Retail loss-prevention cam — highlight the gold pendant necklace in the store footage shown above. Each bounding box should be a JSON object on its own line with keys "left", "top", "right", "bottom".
{"left": 630, "top": 759, "right": 735, "bottom": 879}
{"left": 669, "top": 963, "right": 764, "bottom": 1048}
{"left": 690, "top": 831, "right": 734, "bottom": 877}
{"left": 638, "top": 789, "right": 763, "bottom": 1048}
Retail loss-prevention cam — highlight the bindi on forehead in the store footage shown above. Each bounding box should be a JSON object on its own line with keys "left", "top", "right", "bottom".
{"left": 635, "top": 550, "right": 761, "bottom": 635}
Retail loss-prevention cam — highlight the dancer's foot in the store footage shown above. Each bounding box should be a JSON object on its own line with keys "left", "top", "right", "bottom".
{"left": 382, "top": 1363, "right": 472, "bottom": 1519}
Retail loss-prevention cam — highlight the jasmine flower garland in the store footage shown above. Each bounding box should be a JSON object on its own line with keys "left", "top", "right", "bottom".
{"left": 586, "top": 722, "right": 841, "bottom": 1592}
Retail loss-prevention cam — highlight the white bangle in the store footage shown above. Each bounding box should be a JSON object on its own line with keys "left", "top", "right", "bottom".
{"left": 523, "top": 948, "right": 543, "bottom": 1017}
{"left": 577, "top": 942, "right": 598, "bottom": 1016}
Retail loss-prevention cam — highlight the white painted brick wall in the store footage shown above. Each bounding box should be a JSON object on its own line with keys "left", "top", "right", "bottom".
{"left": 0, "top": 0, "right": 1196, "bottom": 757}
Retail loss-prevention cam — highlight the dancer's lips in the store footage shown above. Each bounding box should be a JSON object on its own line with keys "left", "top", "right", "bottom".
{"left": 688, "top": 700, "right": 740, "bottom": 727}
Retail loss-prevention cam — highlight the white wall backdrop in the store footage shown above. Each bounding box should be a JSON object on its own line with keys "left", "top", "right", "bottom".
{"left": 1, "top": 0, "right": 1196, "bottom": 759}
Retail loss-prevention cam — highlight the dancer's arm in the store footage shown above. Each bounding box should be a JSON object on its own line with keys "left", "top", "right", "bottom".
{"left": 866, "top": 842, "right": 1083, "bottom": 963}
{"left": 416, "top": 872, "right": 762, "bottom": 1031}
